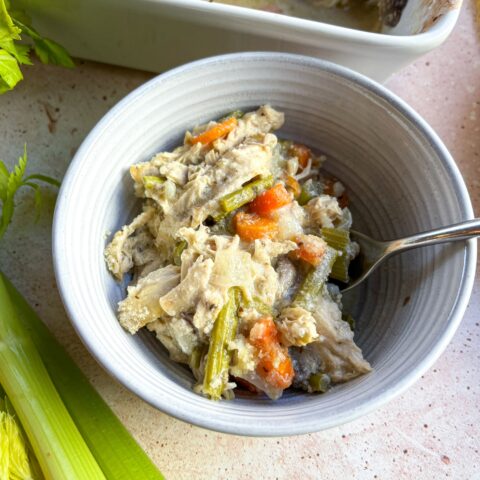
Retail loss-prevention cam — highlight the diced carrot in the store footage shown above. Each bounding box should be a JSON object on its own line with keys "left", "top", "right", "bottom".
{"left": 190, "top": 117, "right": 238, "bottom": 145}
{"left": 258, "top": 355, "right": 294, "bottom": 390}
{"left": 233, "top": 212, "right": 278, "bottom": 241}
{"left": 249, "top": 184, "right": 292, "bottom": 216}
{"left": 249, "top": 317, "right": 279, "bottom": 347}
{"left": 291, "top": 235, "right": 327, "bottom": 267}
{"left": 284, "top": 175, "right": 301, "bottom": 199}
{"left": 249, "top": 317, "right": 294, "bottom": 390}
{"left": 289, "top": 143, "right": 311, "bottom": 169}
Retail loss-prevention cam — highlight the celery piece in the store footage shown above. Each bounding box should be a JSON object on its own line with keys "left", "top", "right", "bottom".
{"left": 143, "top": 175, "right": 165, "bottom": 189}
{"left": 293, "top": 247, "right": 338, "bottom": 308}
{"left": 243, "top": 296, "right": 272, "bottom": 317}
{"left": 173, "top": 240, "right": 187, "bottom": 266}
{"left": 219, "top": 175, "right": 274, "bottom": 214}
{"left": 202, "top": 288, "right": 240, "bottom": 400}
{"left": 219, "top": 110, "right": 244, "bottom": 122}
{"left": 0, "top": 274, "right": 106, "bottom": 479}
{"left": 330, "top": 255, "right": 350, "bottom": 283}
{"left": 3, "top": 275, "right": 165, "bottom": 480}
{"left": 321, "top": 228, "right": 349, "bottom": 251}
{"left": 298, "top": 179, "right": 322, "bottom": 206}
{"left": 321, "top": 228, "right": 351, "bottom": 283}
{"left": 308, "top": 373, "right": 331, "bottom": 393}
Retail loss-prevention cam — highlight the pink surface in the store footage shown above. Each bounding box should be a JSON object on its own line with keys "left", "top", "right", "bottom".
{"left": 0, "top": 1, "right": 478, "bottom": 478}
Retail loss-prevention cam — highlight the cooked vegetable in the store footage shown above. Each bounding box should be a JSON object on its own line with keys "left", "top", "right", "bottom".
{"left": 191, "top": 117, "right": 238, "bottom": 145}
{"left": 203, "top": 288, "right": 240, "bottom": 400}
{"left": 249, "top": 183, "right": 292, "bottom": 216}
{"left": 298, "top": 179, "right": 322, "bottom": 206}
{"left": 284, "top": 175, "right": 301, "bottom": 198}
{"left": 308, "top": 373, "right": 331, "bottom": 393}
{"left": 106, "top": 105, "right": 371, "bottom": 401}
{"left": 143, "top": 175, "right": 165, "bottom": 189}
{"left": 233, "top": 211, "right": 278, "bottom": 241}
{"left": 249, "top": 317, "right": 294, "bottom": 389}
{"left": 173, "top": 240, "right": 187, "bottom": 266}
{"left": 219, "top": 110, "right": 244, "bottom": 121}
{"left": 219, "top": 175, "right": 273, "bottom": 214}
{"left": 292, "top": 235, "right": 328, "bottom": 267}
{"left": 293, "top": 246, "right": 338, "bottom": 308}
{"left": 289, "top": 143, "right": 311, "bottom": 169}
{"left": 322, "top": 227, "right": 351, "bottom": 283}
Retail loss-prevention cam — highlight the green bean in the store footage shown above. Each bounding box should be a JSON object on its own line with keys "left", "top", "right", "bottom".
{"left": 143, "top": 175, "right": 165, "bottom": 189}
{"left": 173, "top": 240, "right": 187, "bottom": 266}
{"left": 219, "top": 175, "right": 274, "bottom": 214}
{"left": 308, "top": 373, "right": 331, "bottom": 393}
{"left": 321, "top": 228, "right": 351, "bottom": 283}
{"left": 293, "top": 247, "right": 338, "bottom": 308}
{"left": 202, "top": 288, "right": 240, "bottom": 400}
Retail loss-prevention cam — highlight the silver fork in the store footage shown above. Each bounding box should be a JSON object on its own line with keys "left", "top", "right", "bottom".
{"left": 342, "top": 218, "right": 480, "bottom": 293}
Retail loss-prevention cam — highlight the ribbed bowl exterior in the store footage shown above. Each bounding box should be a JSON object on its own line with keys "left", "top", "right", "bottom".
{"left": 53, "top": 53, "right": 476, "bottom": 436}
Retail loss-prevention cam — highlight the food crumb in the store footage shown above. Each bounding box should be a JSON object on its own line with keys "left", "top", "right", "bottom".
{"left": 441, "top": 455, "right": 451, "bottom": 465}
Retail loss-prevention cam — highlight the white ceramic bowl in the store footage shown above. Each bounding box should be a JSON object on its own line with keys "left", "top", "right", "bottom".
{"left": 20, "top": 0, "right": 461, "bottom": 81}
{"left": 53, "top": 53, "right": 476, "bottom": 436}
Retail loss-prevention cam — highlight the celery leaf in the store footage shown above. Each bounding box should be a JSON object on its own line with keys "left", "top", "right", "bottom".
{"left": 12, "top": 19, "right": 74, "bottom": 68}
{"left": 0, "top": 48, "right": 22, "bottom": 93}
{"left": 0, "top": 146, "right": 60, "bottom": 240}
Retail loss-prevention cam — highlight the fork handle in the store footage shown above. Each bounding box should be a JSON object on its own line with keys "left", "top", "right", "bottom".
{"left": 386, "top": 218, "right": 480, "bottom": 254}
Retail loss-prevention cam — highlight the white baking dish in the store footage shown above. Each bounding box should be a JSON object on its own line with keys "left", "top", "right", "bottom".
{"left": 17, "top": 0, "right": 462, "bottom": 81}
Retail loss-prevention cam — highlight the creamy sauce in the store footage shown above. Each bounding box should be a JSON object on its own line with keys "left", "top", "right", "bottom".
{"left": 211, "top": 0, "right": 380, "bottom": 32}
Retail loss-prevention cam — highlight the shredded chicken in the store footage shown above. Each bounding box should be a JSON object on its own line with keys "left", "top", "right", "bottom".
{"left": 105, "top": 105, "right": 371, "bottom": 402}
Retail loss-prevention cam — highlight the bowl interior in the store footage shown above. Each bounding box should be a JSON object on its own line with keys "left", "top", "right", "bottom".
{"left": 54, "top": 53, "right": 474, "bottom": 435}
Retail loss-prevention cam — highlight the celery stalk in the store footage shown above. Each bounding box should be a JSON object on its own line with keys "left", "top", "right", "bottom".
{"left": 0, "top": 274, "right": 106, "bottom": 480}
{"left": 3, "top": 275, "right": 165, "bottom": 480}
{"left": 203, "top": 288, "right": 239, "bottom": 400}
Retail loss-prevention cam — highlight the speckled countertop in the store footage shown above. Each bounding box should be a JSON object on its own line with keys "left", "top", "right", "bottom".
{"left": 0, "top": 2, "right": 479, "bottom": 479}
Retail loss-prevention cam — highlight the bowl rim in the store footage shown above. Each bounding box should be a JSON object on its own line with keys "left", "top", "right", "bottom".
{"left": 148, "top": 0, "right": 462, "bottom": 49}
{"left": 53, "top": 52, "right": 477, "bottom": 436}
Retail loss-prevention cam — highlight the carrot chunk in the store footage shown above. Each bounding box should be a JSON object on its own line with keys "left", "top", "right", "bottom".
{"left": 249, "top": 317, "right": 294, "bottom": 390}
{"left": 190, "top": 117, "right": 238, "bottom": 145}
{"left": 291, "top": 235, "right": 327, "bottom": 267}
{"left": 249, "top": 184, "right": 292, "bottom": 216}
{"left": 289, "top": 143, "right": 312, "bottom": 169}
{"left": 233, "top": 212, "right": 278, "bottom": 241}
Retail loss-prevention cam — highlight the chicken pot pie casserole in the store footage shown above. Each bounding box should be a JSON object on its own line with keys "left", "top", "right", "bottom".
{"left": 105, "top": 105, "right": 371, "bottom": 400}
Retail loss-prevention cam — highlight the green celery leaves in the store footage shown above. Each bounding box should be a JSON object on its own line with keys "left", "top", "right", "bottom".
{"left": 14, "top": 19, "right": 74, "bottom": 68}
{"left": 0, "top": 146, "right": 60, "bottom": 240}
{"left": 0, "top": 0, "right": 73, "bottom": 93}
